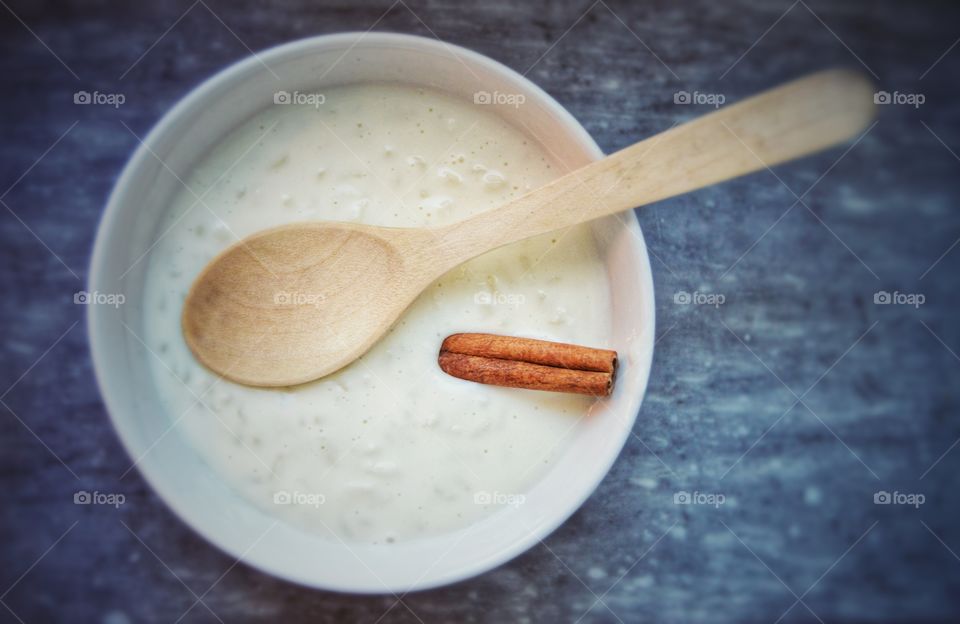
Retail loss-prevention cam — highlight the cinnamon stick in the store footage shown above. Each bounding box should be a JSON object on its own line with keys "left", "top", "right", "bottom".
{"left": 438, "top": 333, "right": 618, "bottom": 396}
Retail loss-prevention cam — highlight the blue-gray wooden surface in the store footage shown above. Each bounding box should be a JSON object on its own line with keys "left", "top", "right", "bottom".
{"left": 1, "top": 0, "right": 958, "bottom": 622}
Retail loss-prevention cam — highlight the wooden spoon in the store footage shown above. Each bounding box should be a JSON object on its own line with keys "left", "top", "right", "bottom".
{"left": 182, "top": 69, "right": 875, "bottom": 387}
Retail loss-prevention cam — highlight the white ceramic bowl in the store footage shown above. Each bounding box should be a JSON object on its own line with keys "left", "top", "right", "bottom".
{"left": 89, "top": 32, "right": 655, "bottom": 592}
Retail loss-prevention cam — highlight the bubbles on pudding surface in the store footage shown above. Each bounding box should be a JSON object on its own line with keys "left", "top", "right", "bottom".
{"left": 141, "top": 83, "right": 611, "bottom": 543}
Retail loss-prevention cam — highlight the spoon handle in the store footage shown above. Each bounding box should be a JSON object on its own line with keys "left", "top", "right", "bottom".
{"left": 437, "top": 69, "right": 876, "bottom": 264}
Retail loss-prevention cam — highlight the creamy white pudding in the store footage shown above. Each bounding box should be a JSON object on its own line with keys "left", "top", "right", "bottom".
{"left": 142, "top": 83, "right": 612, "bottom": 543}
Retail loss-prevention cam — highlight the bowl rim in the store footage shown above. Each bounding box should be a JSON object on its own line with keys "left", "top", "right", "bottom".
{"left": 89, "top": 31, "right": 656, "bottom": 592}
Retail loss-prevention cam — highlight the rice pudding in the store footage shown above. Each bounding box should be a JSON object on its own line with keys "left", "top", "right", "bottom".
{"left": 142, "top": 83, "right": 612, "bottom": 543}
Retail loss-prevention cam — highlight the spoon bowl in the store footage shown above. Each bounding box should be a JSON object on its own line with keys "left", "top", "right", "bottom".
{"left": 183, "top": 222, "right": 437, "bottom": 386}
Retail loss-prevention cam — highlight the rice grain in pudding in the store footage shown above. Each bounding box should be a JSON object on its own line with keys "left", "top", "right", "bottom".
{"left": 143, "top": 83, "right": 612, "bottom": 543}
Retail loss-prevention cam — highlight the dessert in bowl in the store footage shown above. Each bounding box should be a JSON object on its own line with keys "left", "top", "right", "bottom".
{"left": 90, "top": 33, "right": 655, "bottom": 591}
